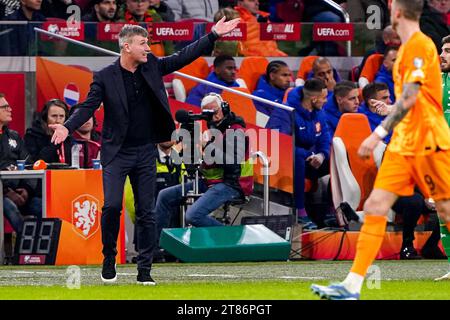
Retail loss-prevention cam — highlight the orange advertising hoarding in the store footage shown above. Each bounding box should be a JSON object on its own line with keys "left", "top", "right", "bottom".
{"left": 45, "top": 169, "right": 125, "bottom": 265}
{"left": 36, "top": 57, "right": 105, "bottom": 132}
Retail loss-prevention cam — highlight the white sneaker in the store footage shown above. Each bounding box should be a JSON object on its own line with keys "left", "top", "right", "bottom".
{"left": 434, "top": 271, "right": 450, "bottom": 281}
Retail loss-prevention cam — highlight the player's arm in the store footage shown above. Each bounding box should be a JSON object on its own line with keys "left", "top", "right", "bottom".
{"left": 378, "top": 82, "right": 420, "bottom": 134}
{"left": 358, "top": 82, "right": 420, "bottom": 159}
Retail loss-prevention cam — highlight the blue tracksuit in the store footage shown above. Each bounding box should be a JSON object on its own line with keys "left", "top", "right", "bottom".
{"left": 374, "top": 64, "right": 395, "bottom": 103}
{"left": 360, "top": 102, "right": 392, "bottom": 144}
{"left": 323, "top": 97, "right": 341, "bottom": 136}
{"left": 186, "top": 72, "right": 240, "bottom": 107}
{"left": 266, "top": 86, "right": 331, "bottom": 209}
{"left": 252, "top": 75, "right": 287, "bottom": 116}
{"left": 323, "top": 96, "right": 364, "bottom": 136}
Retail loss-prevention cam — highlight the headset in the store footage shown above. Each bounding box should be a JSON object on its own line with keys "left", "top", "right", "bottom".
{"left": 202, "top": 92, "right": 231, "bottom": 116}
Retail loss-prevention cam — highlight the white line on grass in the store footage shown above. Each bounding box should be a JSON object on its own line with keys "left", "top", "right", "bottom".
{"left": 187, "top": 274, "right": 241, "bottom": 278}
{"left": 280, "top": 276, "right": 325, "bottom": 280}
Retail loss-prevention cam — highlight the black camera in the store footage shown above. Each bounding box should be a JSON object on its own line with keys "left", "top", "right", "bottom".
{"left": 175, "top": 109, "right": 215, "bottom": 124}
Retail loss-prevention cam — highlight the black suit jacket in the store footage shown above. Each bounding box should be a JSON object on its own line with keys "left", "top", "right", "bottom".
{"left": 64, "top": 32, "right": 218, "bottom": 166}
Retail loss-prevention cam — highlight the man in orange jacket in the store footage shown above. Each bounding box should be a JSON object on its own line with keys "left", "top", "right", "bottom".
{"left": 234, "top": 0, "right": 287, "bottom": 57}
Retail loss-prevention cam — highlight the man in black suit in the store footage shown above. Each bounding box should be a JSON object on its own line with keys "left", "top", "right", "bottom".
{"left": 49, "top": 17, "right": 240, "bottom": 285}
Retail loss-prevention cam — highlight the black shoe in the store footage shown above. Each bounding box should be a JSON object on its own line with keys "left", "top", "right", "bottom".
{"left": 400, "top": 246, "right": 422, "bottom": 260}
{"left": 421, "top": 245, "right": 447, "bottom": 259}
{"left": 101, "top": 257, "right": 117, "bottom": 284}
{"left": 137, "top": 269, "right": 156, "bottom": 286}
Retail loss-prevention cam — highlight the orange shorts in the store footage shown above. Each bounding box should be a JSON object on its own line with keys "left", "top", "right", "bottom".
{"left": 374, "top": 149, "right": 450, "bottom": 201}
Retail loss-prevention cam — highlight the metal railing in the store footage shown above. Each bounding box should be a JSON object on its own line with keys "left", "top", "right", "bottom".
{"left": 322, "top": 0, "right": 352, "bottom": 57}
{"left": 34, "top": 27, "right": 295, "bottom": 113}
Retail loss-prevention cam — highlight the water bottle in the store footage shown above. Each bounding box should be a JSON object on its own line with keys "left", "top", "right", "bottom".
{"left": 71, "top": 143, "right": 81, "bottom": 168}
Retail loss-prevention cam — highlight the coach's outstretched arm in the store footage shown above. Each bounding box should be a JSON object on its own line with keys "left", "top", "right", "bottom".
{"left": 358, "top": 82, "right": 420, "bottom": 159}
{"left": 158, "top": 16, "right": 240, "bottom": 76}
{"left": 49, "top": 74, "right": 103, "bottom": 145}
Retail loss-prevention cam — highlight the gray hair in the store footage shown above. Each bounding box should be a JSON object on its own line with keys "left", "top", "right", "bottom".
{"left": 118, "top": 24, "right": 148, "bottom": 50}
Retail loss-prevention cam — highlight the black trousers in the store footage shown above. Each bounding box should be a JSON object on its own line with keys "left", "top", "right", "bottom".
{"left": 392, "top": 192, "right": 424, "bottom": 248}
{"left": 101, "top": 143, "right": 157, "bottom": 271}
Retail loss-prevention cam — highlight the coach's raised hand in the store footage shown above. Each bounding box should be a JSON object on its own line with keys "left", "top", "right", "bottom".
{"left": 49, "top": 123, "right": 69, "bottom": 145}
{"left": 212, "top": 16, "right": 241, "bottom": 37}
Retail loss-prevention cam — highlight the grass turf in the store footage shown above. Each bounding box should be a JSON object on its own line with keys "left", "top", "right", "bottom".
{"left": 0, "top": 260, "right": 448, "bottom": 300}
{"left": 0, "top": 281, "right": 450, "bottom": 300}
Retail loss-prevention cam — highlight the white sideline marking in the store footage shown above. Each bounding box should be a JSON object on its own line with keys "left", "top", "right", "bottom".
{"left": 280, "top": 276, "right": 325, "bottom": 280}
{"left": 187, "top": 274, "right": 240, "bottom": 278}
{"left": 117, "top": 273, "right": 136, "bottom": 276}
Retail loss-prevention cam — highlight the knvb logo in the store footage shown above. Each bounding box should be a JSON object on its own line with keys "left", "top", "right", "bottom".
{"left": 72, "top": 194, "right": 100, "bottom": 239}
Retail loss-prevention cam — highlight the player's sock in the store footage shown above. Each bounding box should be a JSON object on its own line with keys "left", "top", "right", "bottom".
{"left": 341, "top": 272, "right": 365, "bottom": 294}
{"left": 440, "top": 219, "right": 450, "bottom": 264}
{"left": 349, "top": 215, "right": 387, "bottom": 281}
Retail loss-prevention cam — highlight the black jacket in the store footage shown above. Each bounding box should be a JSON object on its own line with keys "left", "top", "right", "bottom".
{"left": 0, "top": 126, "right": 35, "bottom": 196}
{"left": 151, "top": 2, "right": 175, "bottom": 22}
{"left": 420, "top": 3, "right": 450, "bottom": 52}
{"left": 64, "top": 32, "right": 218, "bottom": 166}
{"left": 24, "top": 119, "right": 74, "bottom": 164}
{"left": 205, "top": 112, "right": 247, "bottom": 193}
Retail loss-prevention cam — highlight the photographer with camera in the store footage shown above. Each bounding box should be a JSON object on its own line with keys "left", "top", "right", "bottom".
{"left": 154, "top": 93, "right": 253, "bottom": 237}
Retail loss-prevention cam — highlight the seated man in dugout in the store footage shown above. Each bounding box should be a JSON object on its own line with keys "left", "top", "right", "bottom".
{"left": 186, "top": 55, "right": 242, "bottom": 107}
{"left": 0, "top": 92, "right": 42, "bottom": 235}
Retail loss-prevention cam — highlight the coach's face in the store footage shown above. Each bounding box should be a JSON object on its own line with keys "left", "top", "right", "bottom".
{"left": 441, "top": 43, "right": 450, "bottom": 73}
{"left": 126, "top": 35, "right": 150, "bottom": 64}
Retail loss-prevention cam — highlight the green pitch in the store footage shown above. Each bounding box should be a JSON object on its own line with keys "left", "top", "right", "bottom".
{"left": 0, "top": 260, "right": 449, "bottom": 300}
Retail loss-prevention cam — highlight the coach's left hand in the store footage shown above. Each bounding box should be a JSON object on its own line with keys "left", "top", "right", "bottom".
{"left": 213, "top": 16, "right": 241, "bottom": 37}
{"left": 358, "top": 133, "right": 381, "bottom": 160}
{"left": 49, "top": 124, "right": 69, "bottom": 145}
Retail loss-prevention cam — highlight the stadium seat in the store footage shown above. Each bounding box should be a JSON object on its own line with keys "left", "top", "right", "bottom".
{"left": 358, "top": 53, "right": 383, "bottom": 88}
{"left": 221, "top": 87, "right": 257, "bottom": 126}
{"left": 295, "top": 55, "right": 318, "bottom": 87}
{"left": 237, "top": 57, "right": 269, "bottom": 93}
{"left": 274, "top": 0, "right": 304, "bottom": 22}
{"left": 172, "top": 57, "right": 210, "bottom": 102}
{"left": 330, "top": 113, "right": 398, "bottom": 220}
{"left": 295, "top": 56, "right": 341, "bottom": 87}
{"left": 350, "top": 65, "right": 360, "bottom": 82}
{"left": 3, "top": 217, "right": 13, "bottom": 234}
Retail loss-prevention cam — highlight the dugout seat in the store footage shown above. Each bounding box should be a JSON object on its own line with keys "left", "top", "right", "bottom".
{"left": 358, "top": 53, "right": 383, "bottom": 89}
{"left": 172, "top": 57, "right": 210, "bottom": 102}
{"left": 330, "top": 113, "right": 395, "bottom": 222}
{"left": 238, "top": 56, "right": 269, "bottom": 93}
{"left": 295, "top": 55, "right": 319, "bottom": 87}
{"left": 295, "top": 56, "right": 341, "bottom": 87}
{"left": 221, "top": 87, "right": 258, "bottom": 126}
